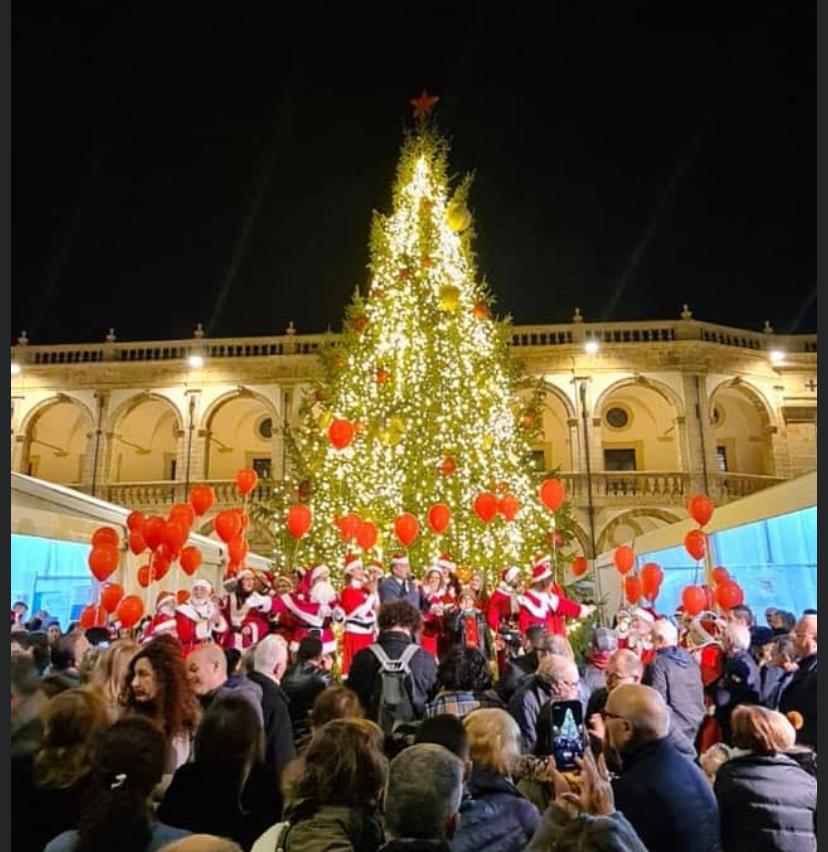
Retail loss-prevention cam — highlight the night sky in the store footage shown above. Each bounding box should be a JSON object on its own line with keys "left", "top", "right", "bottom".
{"left": 12, "top": 4, "right": 815, "bottom": 345}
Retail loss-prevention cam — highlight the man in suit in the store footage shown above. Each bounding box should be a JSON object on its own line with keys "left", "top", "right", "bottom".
{"left": 378, "top": 553, "right": 422, "bottom": 608}
{"left": 779, "top": 613, "right": 817, "bottom": 748}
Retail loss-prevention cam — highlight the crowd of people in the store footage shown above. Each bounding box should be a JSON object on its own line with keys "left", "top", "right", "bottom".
{"left": 10, "top": 551, "right": 818, "bottom": 852}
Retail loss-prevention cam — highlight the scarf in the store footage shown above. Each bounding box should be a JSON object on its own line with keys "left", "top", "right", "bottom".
{"left": 587, "top": 650, "right": 612, "bottom": 671}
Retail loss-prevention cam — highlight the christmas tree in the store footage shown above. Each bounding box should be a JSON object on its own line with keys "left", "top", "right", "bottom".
{"left": 261, "top": 95, "right": 579, "bottom": 586}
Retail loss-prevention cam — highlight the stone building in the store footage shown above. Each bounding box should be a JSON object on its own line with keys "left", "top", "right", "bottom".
{"left": 10, "top": 307, "right": 817, "bottom": 560}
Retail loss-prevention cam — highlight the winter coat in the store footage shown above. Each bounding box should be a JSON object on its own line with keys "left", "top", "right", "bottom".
{"left": 44, "top": 822, "right": 190, "bottom": 852}
{"left": 779, "top": 654, "right": 817, "bottom": 749}
{"left": 760, "top": 664, "right": 792, "bottom": 709}
{"left": 347, "top": 631, "right": 438, "bottom": 719}
{"left": 283, "top": 798, "right": 384, "bottom": 852}
{"left": 644, "top": 645, "right": 706, "bottom": 748}
{"left": 248, "top": 670, "right": 296, "bottom": 774}
{"left": 612, "top": 737, "right": 722, "bottom": 852}
{"left": 204, "top": 674, "right": 265, "bottom": 726}
{"left": 282, "top": 661, "right": 335, "bottom": 750}
{"left": 714, "top": 752, "right": 817, "bottom": 852}
{"left": 525, "top": 802, "right": 648, "bottom": 852}
{"left": 378, "top": 576, "right": 422, "bottom": 608}
{"left": 715, "top": 650, "right": 761, "bottom": 743}
{"left": 580, "top": 662, "right": 607, "bottom": 695}
{"left": 507, "top": 675, "right": 555, "bottom": 752}
{"left": 451, "top": 766, "right": 539, "bottom": 852}
{"left": 494, "top": 660, "right": 531, "bottom": 704}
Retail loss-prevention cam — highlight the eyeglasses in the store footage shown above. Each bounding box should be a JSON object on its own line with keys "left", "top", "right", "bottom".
{"left": 600, "top": 709, "right": 627, "bottom": 722}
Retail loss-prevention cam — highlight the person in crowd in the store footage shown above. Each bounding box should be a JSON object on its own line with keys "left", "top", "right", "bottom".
{"left": 245, "top": 634, "right": 295, "bottom": 774}
{"left": 12, "top": 599, "right": 29, "bottom": 628}
{"left": 446, "top": 588, "right": 493, "bottom": 660}
{"left": 49, "top": 632, "right": 90, "bottom": 687}
{"left": 381, "top": 743, "right": 464, "bottom": 852}
{"left": 508, "top": 654, "right": 580, "bottom": 752}
{"left": 11, "top": 630, "right": 50, "bottom": 674}
{"left": 715, "top": 624, "right": 761, "bottom": 744}
{"left": 281, "top": 635, "right": 336, "bottom": 750}
{"left": 414, "top": 714, "right": 471, "bottom": 768}
{"left": 492, "top": 629, "right": 528, "bottom": 704}
{"left": 581, "top": 627, "right": 618, "bottom": 694}
{"left": 518, "top": 555, "right": 594, "bottom": 637}
{"left": 714, "top": 705, "right": 817, "bottom": 852}
{"left": 512, "top": 625, "right": 547, "bottom": 677}
{"left": 603, "top": 684, "right": 721, "bottom": 852}
{"left": 122, "top": 638, "right": 202, "bottom": 774}
{"left": 764, "top": 607, "right": 777, "bottom": 628}
{"left": 378, "top": 553, "right": 422, "bottom": 607}
{"left": 779, "top": 613, "right": 817, "bottom": 749}
{"left": 347, "top": 600, "right": 439, "bottom": 724}
{"left": 643, "top": 618, "right": 705, "bottom": 748}
{"left": 770, "top": 609, "right": 797, "bottom": 636}
{"left": 452, "top": 709, "right": 540, "bottom": 852}
{"left": 268, "top": 719, "right": 387, "bottom": 852}
{"left": 44, "top": 716, "right": 191, "bottom": 852}
{"left": 85, "top": 626, "right": 112, "bottom": 648}
{"left": 187, "top": 641, "right": 263, "bottom": 725}
{"left": 749, "top": 625, "right": 776, "bottom": 666}
{"left": 11, "top": 653, "right": 47, "bottom": 762}
{"left": 14, "top": 688, "right": 110, "bottom": 852}
{"left": 424, "top": 646, "right": 504, "bottom": 719}
{"left": 160, "top": 837, "right": 242, "bottom": 852}
{"left": 46, "top": 619, "right": 62, "bottom": 644}
{"left": 469, "top": 572, "right": 489, "bottom": 610}
{"left": 158, "top": 695, "right": 281, "bottom": 851}
{"left": 89, "top": 638, "right": 139, "bottom": 722}
{"left": 763, "top": 635, "right": 799, "bottom": 710}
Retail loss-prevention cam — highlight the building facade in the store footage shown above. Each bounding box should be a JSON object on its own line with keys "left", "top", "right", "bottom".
{"left": 10, "top": 307, "right": 817, "bottom": 560}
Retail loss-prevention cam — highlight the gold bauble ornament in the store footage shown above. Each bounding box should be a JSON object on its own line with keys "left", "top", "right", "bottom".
{"left": 481, "top": 433, "right": 494, "bottom": 451}
{"left": 438, "top": 285, "right": 461, "bottom": 312}
{"left": 446, "top": 201, "right": 472, "bottom": 233}
{"left": 319, "top": 410, "right": 333, "bottom": 428}
{"left": 377, "top": 416, "right": 405, "bottom": 447}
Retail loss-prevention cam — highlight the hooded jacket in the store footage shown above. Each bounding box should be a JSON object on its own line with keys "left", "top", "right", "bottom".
{"left": 643, "top": 645, "right": 706, "bottom": 747}
{"left": 715, "top": 650, "right": 761, "bottom": 743}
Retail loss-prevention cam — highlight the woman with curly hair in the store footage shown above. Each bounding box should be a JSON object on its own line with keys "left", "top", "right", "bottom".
{"left": 424, "top": 646, "right": 505, "bottom": 719}
{"left": 121, "top": 637, "right": 200, "bottom": 774}
{"left": 89, "top": 639, "right": 139, "bottom": 722}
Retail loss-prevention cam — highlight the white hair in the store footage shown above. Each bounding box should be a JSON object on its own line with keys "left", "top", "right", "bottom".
{"left": 652, "top": 619, "right": 678, "bottom": 646}
{"left": 252, "top": 634, "right": 288, "bottom": 676}
{"left": 725, "top": 623, "right": 751, "bottom": 652}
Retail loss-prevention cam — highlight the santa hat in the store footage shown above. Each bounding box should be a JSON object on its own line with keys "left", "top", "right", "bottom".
{"left": 437, "top": 553, "right": 456, "bottom": 575}
{"left": 237, "top": 568, "right": 254, "bottom": 581}
{"left": 344, "top": 553, "right": 363, "bottom": 576}
{"left": 309, "top": 564, "right": 330, "bottom": 586}
{"left": 155, "top": 591, "right": 176, "bottom": 611}
{"left": 631, "top": 606, "right": 656, "bottom": 624}
{"left": 366, "top": 560, "right": 385, "bottom": 577}
{"left": 530, "top": 553, "right": 553, "bottom": 584}
{"left": 425, "top": 566, "right": 443, "bottom": 581}
{"left": 501, "top": 566, "right": 521, "bottom": 584}
{"left": 191, "top": 578, "right": 213, "bottom": 593}
{"left": 390, "top": 553, "right": 410, "bottom": 570}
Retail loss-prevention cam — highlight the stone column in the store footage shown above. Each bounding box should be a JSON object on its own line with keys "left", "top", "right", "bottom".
{"left": 80, "top": 391, "right": 111, "bottom": 497}
{"left": 679, "top": 373, "right": 717, "bottom": 497}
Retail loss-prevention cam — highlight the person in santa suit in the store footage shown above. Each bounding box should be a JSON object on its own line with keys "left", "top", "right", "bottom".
{"left": 447, "top": 588, "right": 493, "bottom": 659}
{"left": 626, "top": 606, "right": 658, "bottom": 666}
{"left": 337, "top": 553, "right": 379, "bottom": 678}
{"left": 143, "top": 591, "right": 179, "bottom": 643}
{"left": 486, "top": 566, "right": 522, "bottom": 633}
{"left": 518, "top": 554, "right": 595, "bottom": 636}
{"left": 436, "top": 553, "right": 462, "bottom": 601}
{"left": 275, "top": 564, "right": 338, "bottom": 655}
{"left": 221, "top": 568, "right": 274, "bottom": 651}
{"left": 419, "top": 566, "right": 454, "bottom": 659}
{"left": 175, "top": 579, "right": 228, "bottom": 655}
{"left": 685, "top": 612, "right": 725, "bottom": 752}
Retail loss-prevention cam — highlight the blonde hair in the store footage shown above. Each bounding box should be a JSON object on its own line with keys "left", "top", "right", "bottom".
{"left": 89, "top": 639, "right": 139, "bottom": 719}
{"left": 463, "top": 708, "right": 522, "bottom": 776}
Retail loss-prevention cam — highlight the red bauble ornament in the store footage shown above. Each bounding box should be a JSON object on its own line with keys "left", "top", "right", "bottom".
{"left": 427, "top": 503, "right": 451, "bottom": 535}
{"left": 472, "top": 302, "right": 490, "bottom": 320}
{"left": 376, "top": 367, "right": 390, "bottom": 385}
{"left": 440, "top": 457, "right": 456, "bottom": 476}
{"left": 352, "top": 316, "right": 368, "bottom": 332}
{"left": 473, "top": 492, "right": 498, "bottom": 524}
{"left": 328, "top": 419, "right": 355, "bottom": 450}
{"left": 570, "top": 556, "right": 588, "bottom": 578}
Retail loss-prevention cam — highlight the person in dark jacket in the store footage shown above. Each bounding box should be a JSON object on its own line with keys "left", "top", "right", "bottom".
{"left": 188, "top": 642, "right": 263, "bottom": 724}
{"left": 760, "top": 634, "right": 797, "bottom": 709}
{"left": 778, "top": 614, "right": 817, "bottom": 749}
{"left": 643, "top": 619, "right": 705, "bottom": 748}
{"left": 281, "top": 636, "right": 336, "bottom": 750}
{"left": 348, "top": 600, "right": 438, "bottom": 720}
{"left": 378, "top": 554, "right": 422, "bottom": 607}
{"left": 604, "top": 684, "right": 721, "bottom": 852}
{"left": 512, "top": 626, "right": 547, "bottom": 677}
{"left": 715, "top": 624, "right": 761, "bottom": 744}
{"left": 452, "top": 709, "right": 540, "bottom": 852}
{"left": 714, "top": 704, "right": 816, "bottom": 852}
{"left": 246, "top": 634, "right": 296, "bottom": 774}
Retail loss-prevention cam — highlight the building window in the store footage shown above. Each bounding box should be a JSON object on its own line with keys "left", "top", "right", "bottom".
{"left": 257, "top": 416, "right": 273, "bottom": 440}
{"left": 252, "top": 457, "right": 272, "bottom": 480}
{"left": 164, "top": 456, "right": 177, "bottom": 481}
{"left": 604, "top": 406, "right": 631, "bottom": 430}
{"left": 529, "top": 450, "right": 546, "bottom": 472}
{"left": 716, "top": 446, "right": 729, "bottom": 472}
{"left": 604, "top": 448, "right": 637, "bottom": 471}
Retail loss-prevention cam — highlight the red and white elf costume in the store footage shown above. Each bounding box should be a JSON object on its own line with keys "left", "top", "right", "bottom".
{"left": 518, "top": 555, "right": 592, "bottom": 637}
{"left": 275, "top": 564, "right": 338, "bottom": 655}
{"left": 419, "top": 566, "right": 454, "bottom": 659}
{"left": 221, "top": 569, "right": 273, "bottom": 651}
{"left": 175, "top": 579, "right": 228, "bottom": 655}
{"left": 486, "top": 566, "right": 522, "bottom": 633}
{"left": 338, "top": 553, "right": 379, "bottom": 677}
{"left": 143, "top": 591, "right": 179, "bottom": 643}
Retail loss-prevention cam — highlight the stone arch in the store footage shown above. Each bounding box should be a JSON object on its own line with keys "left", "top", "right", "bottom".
{"left": 594, "top": 376, "right": 685, "bottom": 420}
{"left": 596, "top": 507, "right": 684, "bottom": 553}
{"left": 517, "top": 381, "right": 577, "bottom": 472}
{"left": 708, "top": 379, "right": 776, "bottom": 475}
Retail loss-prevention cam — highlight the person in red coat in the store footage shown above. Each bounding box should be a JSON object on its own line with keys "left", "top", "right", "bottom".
{"left": 277, "top": 564, "right": 338, "bottom": 655}
{"left": 486, "top": 566, "right": 521, "bottom": 632}
{"left": 221, "top": 569, "right": 273, "bottom": 651}
{"left": 627, "top": 606, "right": 658, "bottom": 666}
{"left": 338, "top": 553, "right": 379, "bottom": 677}
{"left": 143, "top": 591, "right": 179, "bottom": 643}
{"left": 518, "top": 554, "right": 594, "bottom": 636}
{"left": 420, "top": 566, "right": 454, "bottom": 659}
{"left": 686, "top": 613, "right": 725, "bottom": 751}
{"left": 175, "top": 578, "right": 228, "bottom": 654}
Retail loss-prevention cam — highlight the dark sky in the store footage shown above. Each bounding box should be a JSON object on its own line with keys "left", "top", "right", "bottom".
{"left": 12, "top": 3, "right": 815, "bottom": 345}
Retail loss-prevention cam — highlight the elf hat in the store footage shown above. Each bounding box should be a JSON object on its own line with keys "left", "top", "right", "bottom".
{"left": 631, "top": 606, "right": 656, "bottom": 624}
{"left": 501, "top": 566, "right": 521, "bottom": 584}
{"left": 344, "top": 553, "right": 364, "bottom": 576}
{"left": 531, "top": 553, "right": 553, "bottom": 584}
{"left": 437, "top": 553, "right": 456, "bottom": 574}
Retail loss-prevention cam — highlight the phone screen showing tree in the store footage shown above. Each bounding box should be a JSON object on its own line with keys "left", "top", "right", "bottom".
{"left": 550, "top": 700, "right": 585, "bottom": 771}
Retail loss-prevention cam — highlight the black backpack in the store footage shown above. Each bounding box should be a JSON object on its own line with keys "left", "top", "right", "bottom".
{"left": 367, "top": 642, "right": 420, "bottom": 733}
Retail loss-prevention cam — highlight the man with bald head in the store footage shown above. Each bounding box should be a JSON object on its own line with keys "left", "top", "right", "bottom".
{"left": 187, "top": 642, "right": 263, "bottom": 725}
{"left": 779, "top": 613, "right": 817, "bottom": 748}
{"left": 604, "top": 684, "right": 721, "bottom": 852}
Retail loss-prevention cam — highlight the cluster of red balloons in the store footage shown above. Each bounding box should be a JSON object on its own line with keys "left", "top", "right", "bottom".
{"left": 681, "top": 566, "right": 744, "bottom": 616}
{"left": 473, "top": 492, "right": 521, "bottom": 524}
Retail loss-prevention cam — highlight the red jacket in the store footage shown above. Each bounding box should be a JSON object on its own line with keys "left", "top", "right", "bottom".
{"left": 518, "top": 588, "right": 582, "bottom": 636}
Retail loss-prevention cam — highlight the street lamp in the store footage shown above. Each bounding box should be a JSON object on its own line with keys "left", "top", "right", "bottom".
{"left": 11, "top": 362, "right": 21, "bottom": 377}
{"left": 187, "top": 353, "right": 204, "bottom": 370}
{"left": 584, "top": 339, "right": 599, "bottom": 356}
{"left": 768, "top": 349, "right": 785, "bottom": 366}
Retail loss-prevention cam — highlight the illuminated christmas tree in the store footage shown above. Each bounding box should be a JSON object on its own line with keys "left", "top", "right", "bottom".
{"left": 262, "top": 95, "right": 580, "bottom": 585}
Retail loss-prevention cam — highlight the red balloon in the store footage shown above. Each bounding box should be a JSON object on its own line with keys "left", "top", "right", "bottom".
{"left": 716, "top": 579, "right": 744, "bottom": 609}
{"left": 137, "top": 564, "right": 152, "bottom": 588}
{"left": 128, "top": 531, "right": 147, "bottom": 556}
{"left": 394, "top": 513, "right": 420, "bottom": 547}
{"left": 215, "top": 510, "right": 242, "bottom": 543}
{"left": 336, "top": 514, "right": 362, "bottom": 543}
{"left": 116, "top": 595, "right": 144, "bottom": 630}
{"left": 163, "top": 520, "right": 188, "bottom": 552}
{"left": 539, "top": 478, "right": 565, "bottom": 512}
{"left": 151, "top": 551, "right": 171, "bottom": 582}
{"left": 625, "top": 575, "right": 642, "bottom": 605}
{"left": 176, "top": 589, "right": 190, "bottom": 605}
{"left": 126, "top": 511, "right": 145, "bottom": 533}
{"left": 689, "top": 494, "right": 715, "bottom": 527}
{"left": 711, "top": 566, "right": 730, "bottom": 586}
{"left": 100, "top": 583, "right": 124, "bottom": 614}
{"left": 180, "top": 545, "right": 202, "bottom": 576}
{"left": 328, "top": 419, "right": 355, "bottom": 450}
{"left": 143, "top": 516, "right": 166, "bottom": 551}
{"left": 685, "top": 529, "right": 707, "bottom": 561}
{"left": 473, "top": 492, "right": 498, "bottom": 524}
{"left": 169, "top": 503, "right": 195, "bottom": 530}
{"left": 498, "top": 494, "right": 520, "bottom": 521}
{"left": 190, "top": 484, "right": 215, "bottom": 517}
{"left": 236, "top": 467, "right": 259, "bottom": 496}
{"left": 682, "top": 585, "right": 707, "bottom": 616}
{"left": 640, "top": 562, "right": 664, "bottom": 602}
{"left": 88, "top": 545, "right": 119, "bottom": 582}
{"left": 80, "top": 604, "right": 107, "bottom": 630}
{"left": 228, "top": 535, "right": 249, "bottom": 564}
{"left": 356, "top": 521, "right": 378, "bottom": 551}
{"left": 570, "top": 555, "right": 588, "bottom": 578}
{"left": 286, "top": 504, "right": 313, "bottom": 540}
{"left": 92, "top": 526, "right": 119, "bottom": 548}
{"left": 427, "top": 503, "right": 452, "bottom": 534}
{"left": 613, "top": 546, "right": 636, "bottom": 576}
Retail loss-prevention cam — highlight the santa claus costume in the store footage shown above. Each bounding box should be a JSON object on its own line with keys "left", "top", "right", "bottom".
{"left": 627, "top": 606, "right": 657, "bottom": 666}
{"left": 338, "top": 554, "right": 379, "bottom": 677}
{"left": 275, "top": 564, "right": 338, "bottom": 655}
{"left": 420, "top": 566, "right": 455, "bottom": 659}
{"left": 221, "top": 569, "right": 274, "bottom": 651}
{"left": 447, "top": 589, "right": 493, "bottom": 659}
{"left": 486, "top": 567, "right": 521, "bottom": 632}
{"left": 686, "top": 613, "right": 725, "bottom": 751}
{"left": 143, "top": 591, "right": 179, "bottom": 643}
{"left": 518, "top": 555, "right": 591, "bottom": 636}
{"left": 175, "top": 579, "right": 228, "bottom": 655}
